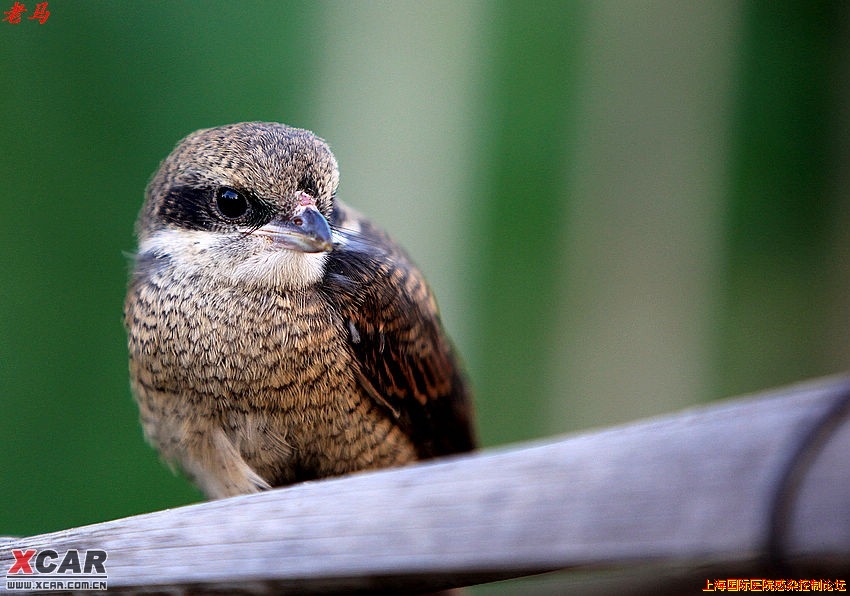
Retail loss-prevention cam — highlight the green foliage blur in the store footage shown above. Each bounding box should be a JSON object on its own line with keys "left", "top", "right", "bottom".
{"left": 1, "top": 1, "right": 848, "bottom": 568}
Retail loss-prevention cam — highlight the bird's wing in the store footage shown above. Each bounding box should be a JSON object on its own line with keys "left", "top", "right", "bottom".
{"left": 320, "top": 201, "right": 476, "bottom": 457}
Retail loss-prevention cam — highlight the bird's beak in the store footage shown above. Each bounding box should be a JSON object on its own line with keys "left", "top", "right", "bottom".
{"left": 253, "top": 205, "right": 334, "bottom": 253}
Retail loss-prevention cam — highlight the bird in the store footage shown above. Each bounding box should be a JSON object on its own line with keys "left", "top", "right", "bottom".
{"left": 124, "top": 122, "right": 475, "bottom": 499}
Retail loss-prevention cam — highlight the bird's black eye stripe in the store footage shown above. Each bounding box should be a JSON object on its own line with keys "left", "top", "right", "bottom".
{"left": 298, "top": 174, "right": 319, "bottom": 198}
{"left": 215, "top": 187, "right": 250, "bottom": 220}
{"left": 158, "top": 185, "right": 271, "bottom": 232}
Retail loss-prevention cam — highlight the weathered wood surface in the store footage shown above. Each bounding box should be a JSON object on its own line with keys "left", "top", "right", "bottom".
{"left": 2, "top": 375, "right": 850, "bottom": 593}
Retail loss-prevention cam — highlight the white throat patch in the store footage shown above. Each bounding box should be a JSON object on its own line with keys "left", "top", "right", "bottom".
{"left": 138, "top": 228, "right": 328, "bottom": 290}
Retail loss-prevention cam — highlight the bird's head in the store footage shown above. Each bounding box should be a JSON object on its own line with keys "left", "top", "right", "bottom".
{"left": 135, "top": 122, "right": 340, "bottom": 289}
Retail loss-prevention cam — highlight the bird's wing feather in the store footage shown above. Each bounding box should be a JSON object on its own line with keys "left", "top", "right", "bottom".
{"left": 320, "top": 201, "right": 475, "bottom": 457}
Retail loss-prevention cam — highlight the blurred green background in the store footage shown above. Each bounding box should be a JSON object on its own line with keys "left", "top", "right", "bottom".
{"left": 1, "top": 0, "right": 849, "bottom": 586}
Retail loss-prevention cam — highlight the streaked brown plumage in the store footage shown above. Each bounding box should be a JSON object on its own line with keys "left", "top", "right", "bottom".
{"left": 124, "top": 122, "right": 475, "bottom": 498}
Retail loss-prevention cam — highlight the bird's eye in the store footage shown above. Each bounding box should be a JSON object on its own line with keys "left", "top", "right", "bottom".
{"left": 215, "top": 187, "right": 250, "bottom": 220}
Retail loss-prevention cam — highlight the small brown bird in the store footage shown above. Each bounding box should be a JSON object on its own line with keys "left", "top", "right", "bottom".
{"left": 124, "top": 122, "right": 475, "bottom": 499}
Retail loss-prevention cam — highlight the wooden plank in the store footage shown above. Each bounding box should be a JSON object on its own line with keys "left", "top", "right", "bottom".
{"left": 2, "top": 376, "right": 850, "bottom": 593}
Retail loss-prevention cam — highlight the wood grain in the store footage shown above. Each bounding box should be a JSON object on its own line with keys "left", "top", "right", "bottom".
{"left": 2, "top": 375, "right": 849, "bottom": 593}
